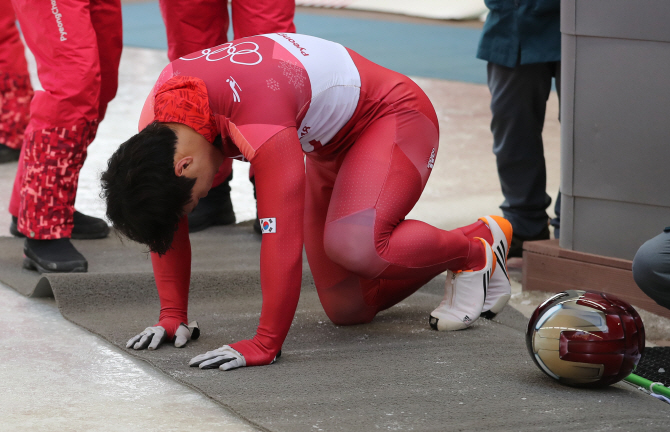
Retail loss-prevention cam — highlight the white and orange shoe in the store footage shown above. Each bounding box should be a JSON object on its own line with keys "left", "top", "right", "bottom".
{"left": 478, "top": 215, "right": 513, "bottom": 319}
{"left": 429, "top": 238, "right": 494, "bottom": 331}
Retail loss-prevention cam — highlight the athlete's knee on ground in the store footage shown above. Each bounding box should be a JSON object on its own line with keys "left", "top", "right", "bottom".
{"left": 317, "top": 275, "right": 378, "bottom": 326}
{"left": 321, "top": 292, "right": 377, "bottom": 326}
{"left": 323, "top": 215, "right": 388, "bottom": 280}
{"left": 323, "top": 303, "right": 376, "bottom": 326}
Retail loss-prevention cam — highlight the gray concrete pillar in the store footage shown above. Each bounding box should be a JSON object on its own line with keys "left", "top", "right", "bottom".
{"left": 560, "top": 0, "right": 670, "bottom": 260}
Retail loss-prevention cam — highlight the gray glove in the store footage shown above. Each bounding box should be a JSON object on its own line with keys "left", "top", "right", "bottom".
{"left": 189, "top": 345, "right": 246, "bottom": 371}
{"left": 126, "top": 321, "right": 200, "bottom": 350}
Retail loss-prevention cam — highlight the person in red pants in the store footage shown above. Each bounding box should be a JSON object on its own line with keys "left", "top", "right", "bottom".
{"left": 101, "top": 34, "right": 513, "bottom": 370}
{"left": 9, "top": 0, "right": 122, "bottom": 272}
{"left": 158, "top": 0, "right": 296, "bottom": 233}
{"left": 0, "top": 0, "right": 32, "bottom": 163}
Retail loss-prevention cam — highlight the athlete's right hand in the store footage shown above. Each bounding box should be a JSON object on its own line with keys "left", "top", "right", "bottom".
{"left": 126, "top": 321, "right": 200, "bottom": 350}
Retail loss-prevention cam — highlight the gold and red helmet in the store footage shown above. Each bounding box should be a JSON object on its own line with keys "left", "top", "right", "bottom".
{"left": 526, "top": 290, "right": 645, "bottom": 387}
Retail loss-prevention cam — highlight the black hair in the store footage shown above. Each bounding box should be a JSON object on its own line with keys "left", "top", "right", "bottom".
{"left": 101, "top": 122, "right": 195, "bottom": 255}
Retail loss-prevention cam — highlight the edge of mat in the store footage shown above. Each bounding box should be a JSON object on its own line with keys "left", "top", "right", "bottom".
{"left": 55, "top": 306, "right": 276, "bottom": 432}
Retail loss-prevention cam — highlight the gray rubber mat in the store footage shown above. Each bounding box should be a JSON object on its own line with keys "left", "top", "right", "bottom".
{"left": 56, "top": 276, "right": 668, "bottom": 431}
{"left": 1, "top": 224, "right": 668, "bottom": 430}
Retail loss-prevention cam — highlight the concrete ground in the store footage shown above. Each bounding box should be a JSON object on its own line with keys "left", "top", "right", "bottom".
{"left": 1, "top": 4, "right": 667, "bottom": 431}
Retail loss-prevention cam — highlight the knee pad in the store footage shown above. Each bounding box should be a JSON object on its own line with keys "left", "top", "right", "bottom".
{"left": 323, "top": 208, "right": 389, "bottom": 280}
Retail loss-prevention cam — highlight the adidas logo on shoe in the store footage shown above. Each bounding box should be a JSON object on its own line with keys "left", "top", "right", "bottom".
{"left": 429, "top": 238, "right": 493, "bottom": 331}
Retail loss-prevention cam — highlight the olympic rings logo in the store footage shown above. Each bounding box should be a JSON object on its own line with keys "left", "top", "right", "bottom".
{"left": 179, "top": 42, "right": 263, "bottom": 65}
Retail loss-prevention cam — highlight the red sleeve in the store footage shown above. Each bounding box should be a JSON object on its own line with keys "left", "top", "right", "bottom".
{"left": 150, "top": 216, "right": 191, "bottom": 338}
{"left": 229, "top": 127, "right": 305, "bottom": 366}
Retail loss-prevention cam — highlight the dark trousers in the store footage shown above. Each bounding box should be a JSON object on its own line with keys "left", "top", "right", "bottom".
{"left": 633, "top": 229, "right": 670, "bottom": 311}
{"left": 487, "top": 61, "right": 561, "bottom": 239}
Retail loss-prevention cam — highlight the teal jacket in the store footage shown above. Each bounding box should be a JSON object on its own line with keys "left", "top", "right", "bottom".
{"left": 477, "top": 0, "right": 561, "bottom": 68}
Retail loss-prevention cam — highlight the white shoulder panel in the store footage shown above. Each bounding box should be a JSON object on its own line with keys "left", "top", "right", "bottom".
{"left": 263, "top": 33, "right": 361, "bottom": 151}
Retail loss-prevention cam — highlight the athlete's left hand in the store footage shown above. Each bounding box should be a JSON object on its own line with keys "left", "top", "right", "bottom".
{"left": 189, "top": 345, "right": 247, "bottom": 371}
{"left": 126, "top": 321, "right": 200, "bottom": 350}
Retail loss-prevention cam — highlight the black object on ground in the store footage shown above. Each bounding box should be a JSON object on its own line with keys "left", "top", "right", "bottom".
{"left": 23, "top": 238, "right": 88, "bottom": 273}
{"left": 636, "top": 347, "right": 670, "bottom": 386}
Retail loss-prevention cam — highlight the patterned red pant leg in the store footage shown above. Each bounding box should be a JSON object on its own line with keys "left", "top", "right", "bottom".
{"left": 18, "top": 121, "right": 95, "bottom": 239}
{"left": 0, "top": 72, "right": 32, "bottom": 149}
{"left": 0, "top": 0, "right": 32, "bottom": 150}
{"left": 10, "top": 0, "right": 122, "bottom": 235}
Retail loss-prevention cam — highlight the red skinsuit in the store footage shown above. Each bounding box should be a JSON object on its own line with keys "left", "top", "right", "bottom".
{"left": 0, "top": 0, "right": 33, "bottom": 150}
{"left": 141, "top": 34, "right": 491, "bottom": 366}
{"left": 8, "top": 0, "right": 122, "bottom": 239}
{"left": 159, "top": 0, "right": 296, "bottom": 185}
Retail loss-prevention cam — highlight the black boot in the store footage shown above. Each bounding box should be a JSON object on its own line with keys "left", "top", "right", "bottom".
{"left": 10, "top": 211, "right": 110, "bottom": 239}
{"left": 508, "top": 224, "right": 550, "bottom": 258}
{"left": 23, "top": 238, "right": 88, "bottom": 273}
{"left": 0, "top": 143, "right": 20, "bottom": 163}
{"left": 187, "top": 175, "right": 236, "bottom": 233}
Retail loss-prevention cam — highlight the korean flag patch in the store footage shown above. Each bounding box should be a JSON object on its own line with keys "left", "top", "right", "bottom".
{"left": 259, "top": 218, "right": 276, "bottom": 234}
